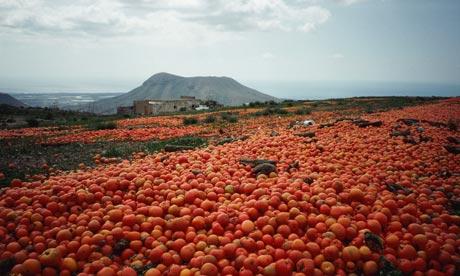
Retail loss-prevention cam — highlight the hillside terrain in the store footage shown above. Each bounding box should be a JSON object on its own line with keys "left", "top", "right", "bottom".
{"left": 0, "top": 92, "right": 27, "bottom": 107}
{"left": 72, "top": 73, "right": 279, "bottom": 114}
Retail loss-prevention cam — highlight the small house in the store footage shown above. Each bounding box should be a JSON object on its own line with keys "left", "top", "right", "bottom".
{"left": 133, "top": 96, "right": 201, "bottom": 115}
{"left": 117, "top": 106, "right": 134, "bottom": 115}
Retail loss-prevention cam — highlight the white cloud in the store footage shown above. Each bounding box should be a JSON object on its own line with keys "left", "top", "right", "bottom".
{"left": 298, "top": 6, "right": 331, "bottom": 32}
{"left": 330, "top": 53, "right": 344, "bottom": 59}
{"left": 215, "top": 1, "right": 331, "bottom": 32}
{"left": 334, "top": 0, "right": 365, "bottom": 5}
{"left": 0, "top": 0, "right": 332, "bottom": 43}
{"left": 262, "top": 52, "right": 276, "bottom": 59}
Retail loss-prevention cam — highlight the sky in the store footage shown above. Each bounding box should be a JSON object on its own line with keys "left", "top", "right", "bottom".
{"left": 0, "top": 0, "right": 459, "bottom": 94}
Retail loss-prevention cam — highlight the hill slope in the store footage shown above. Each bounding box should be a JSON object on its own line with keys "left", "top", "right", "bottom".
{"left": 73, "top": 73, "right": 278, "bottom": 114}
{"left": 0, "top": 92, "right": 28, "bottom": 107}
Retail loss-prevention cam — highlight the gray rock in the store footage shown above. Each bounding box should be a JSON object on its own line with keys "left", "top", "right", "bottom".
{"left": 253, "top": 163, "right": 276, "bottom": 176}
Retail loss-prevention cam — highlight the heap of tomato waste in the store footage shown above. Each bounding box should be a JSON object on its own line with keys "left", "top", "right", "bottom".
{"left": 0, "top": 100, "right": 459, "bottom": 276}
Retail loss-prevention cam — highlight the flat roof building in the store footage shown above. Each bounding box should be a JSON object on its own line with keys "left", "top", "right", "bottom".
{"left": 133, "top": 96, "right": 200, "bottom": 115}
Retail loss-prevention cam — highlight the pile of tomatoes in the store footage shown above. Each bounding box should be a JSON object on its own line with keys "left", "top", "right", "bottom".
{"left": 43, "top": 126, "right": 204, "bottom": 145}
{"left": 0, "top": 100, "right": 459, "bottom": 276}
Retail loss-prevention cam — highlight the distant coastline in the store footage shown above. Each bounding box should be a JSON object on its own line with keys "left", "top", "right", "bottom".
{"left": 10, "top": 92, "right": 123, "bottom": 108}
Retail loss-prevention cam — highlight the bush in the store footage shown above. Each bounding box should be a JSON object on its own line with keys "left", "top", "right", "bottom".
{"left": 248, "top": 101, "right": 262, "bottom": 108}
{"left": 44, "top": 112, "right": 54, "bottom": 120}
{"left": 144, "top": 136, "right": 207, "bottom": 153}
{"left": 220, "top": 112, "right": 239, "bottom": 123}
{"left": 171, "top": 136, "right": 207, "bottom": 147}
{"left": 447, "top": 119, "right": 458, "bottom": 131}
{"left": 103, "top": 147, "right": 124, "bottom": 158}
{"left": 202, "top": 100, "right": 223, "bottom": 109}
{"left": 183, "top": 117, "right": 198, "bottom": 125}
{"left": 227, "top": 115, "right": 238, "bottom": 123}
{"left": 203, "top": 115, "right": 216, "bottom": 123}
{"left": 26, "top": 118, "right": 39, "bottom": 127}
{"left": 220, "top": 112, "right": 234, "bottom": 119}
{"left": 365, "top": 106, "right": 376, "bottom": 114}
{"left": 294, "top": 107, "right": 311, "bottom": 115}
{"left": 255, "top": 107, "right": 289, "bottom": 116}
{"left": 91, "top": 121, "right": 117, "bottom": 130}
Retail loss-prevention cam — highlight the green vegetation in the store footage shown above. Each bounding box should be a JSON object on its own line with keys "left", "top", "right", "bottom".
{"left": 328, "top": 96, "right": 443, "bottom": 113}
{"left": 100, "top": 136, "right": 207, "bottom": 158}
{"left": 0, "top": 136, "right": 207, "bottom": 186}
{"left": 227, "top": 115, "right": 238, "bottom": 123}
{"left": 220, "top": 112, "right": 239, "bottom": 123}
{"left": 254, "top": 107, "right": 290, "bottom": 116}
{"left": 294, "top": 107, "right": 312, "bottom": 115}
{"left": 0, "top": 104, "right": 124, "bottom": 129}
{"left": 203, "top": 115, "right": 217, "bottom": 123}
{"left": 25, "top": 118, "right": 40, "bottom": 127}
{"left": 247, "top": 100, "right": 279, "bottom": 107}
{"left": 144, "top": 136, "right": 207, "bottom": 153}
{"left": 447, "top": 119, "right": 458, "bottom": 131}
{"left": 87, "top": 121, "right": 117, "bottom": 130}
{"left": 183, "top": 117, "right": 199, "bottom": 125}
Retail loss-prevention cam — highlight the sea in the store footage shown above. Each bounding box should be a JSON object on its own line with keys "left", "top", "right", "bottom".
{"left": 11, "top": 93, "right": 123, "bottom": 108}
{"left": 246, "top": 81, "right": 460, "bottom": 100}
{"left": 9, "top": 81, "right": 460, "bottom": 108}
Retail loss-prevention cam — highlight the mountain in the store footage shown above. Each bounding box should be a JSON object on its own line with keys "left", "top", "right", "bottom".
{"left": 0, "top": 92, "right": 28, "bottom": 107}
{"left": 72, "top": 73, "right": 279, "bottom": 114}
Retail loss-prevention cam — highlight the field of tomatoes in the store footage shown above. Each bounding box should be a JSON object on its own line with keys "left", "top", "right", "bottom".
{"left": 43, "top": 126, "right": 205, "bottom": 145}
{"left": 0, "top": 99, "right": 459, "bottom": 276}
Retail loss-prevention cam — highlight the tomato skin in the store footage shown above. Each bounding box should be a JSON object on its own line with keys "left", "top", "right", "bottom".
{"left": 275, "top": 259, "right": 293, "bottom": 276}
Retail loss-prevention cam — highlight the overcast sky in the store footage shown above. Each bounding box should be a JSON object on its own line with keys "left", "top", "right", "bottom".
{"left": 0, "top": 0, "right": 459, "bottom": 93}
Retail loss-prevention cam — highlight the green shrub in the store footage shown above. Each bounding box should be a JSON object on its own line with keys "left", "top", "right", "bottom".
{"left": 294, "top": 107, "right": 311, "bottom": 115}
{"left": 220, "top": 112, "right": 239, "bottom": 123}
{"left": 227, "top": 115, "right": 238, "bottom": 123}
{"left": 183, "top": 117, "right": 198, "bottom": 125}
{"left": 248, "top": 101, "right": 262, "bottom": 107}
{"left": 171, "top": 136, "right": 207, "bottom": 147}
{"left": 44, "top": 112, "right": 54, "bottom": 120}
{"left": 144, "top": 136, "right": 207, "bottom": 153}
{"left": 255, "top": 107, "right": 289, "bottom": 116}
{"left": 103, "top": 147, "right": 124, "bottom": 157}
{"left": 448, "top": 119, "right": 458, "bottom": 131}
{"left": 365, "top": 106, "right": 376, "bottom": 114}
{"left": 203, "top": 115, "right": 216, "bottom": 123}
{"left": 90, "top": 121, "right": 117, "bottom": 130}
{"left": 26, "top": 118, "right": 39, "bottom": 127}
